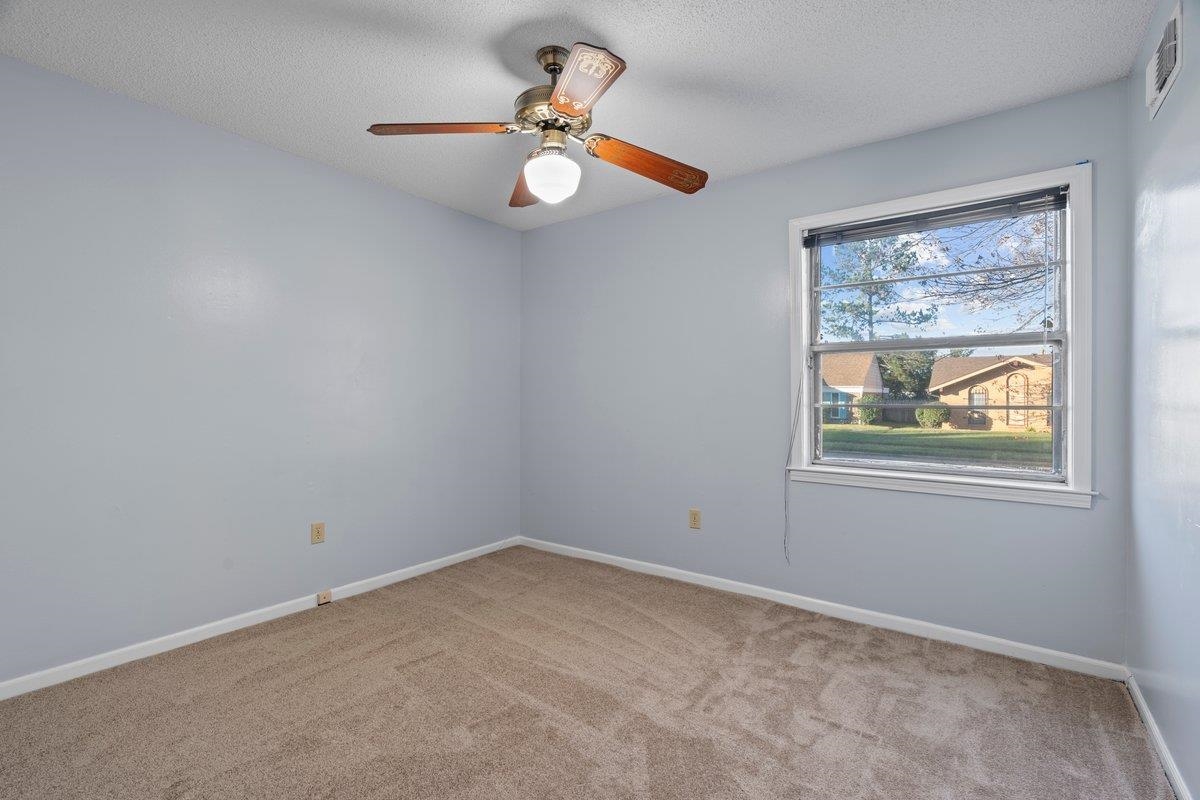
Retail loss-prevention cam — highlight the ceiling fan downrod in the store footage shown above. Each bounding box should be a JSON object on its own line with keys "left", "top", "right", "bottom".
{"left": 535, "top": 45, "right": 569, "bottom": 87}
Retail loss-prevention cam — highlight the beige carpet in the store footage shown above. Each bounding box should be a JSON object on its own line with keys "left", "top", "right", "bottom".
{"left": 0, "top": 546, "right": 1173, "bottom": 799}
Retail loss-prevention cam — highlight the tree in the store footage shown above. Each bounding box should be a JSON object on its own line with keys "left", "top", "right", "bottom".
{"left": 879, "top": 347, "right": 977, "bottom": 400}
{"left": 905, "top": 212, "right": 1061, "bottom": 334}
{"left": 819, "top": 237, "right": 938, "bottom": 341}
{"left": 878, "top": 351, "right": 935, "bottom": 399}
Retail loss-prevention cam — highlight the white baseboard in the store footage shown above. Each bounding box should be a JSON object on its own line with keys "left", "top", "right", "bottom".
{"left": 513, "top": 536, "right": 1130, "bottom": 681}
{"left": 0, "top": 533, "right": 1129, "bottom": 702}
{"left": 1128, "top": 676, "right": 1194, "bottom": 800}
{"left": 0, "top": 595, "right": 316, "bottom": 702}
{"left": 0, "top": 536, "right": 522, "bottom": 701}
{"left": 332, "top": 537, "right": 520, "bottom": 600}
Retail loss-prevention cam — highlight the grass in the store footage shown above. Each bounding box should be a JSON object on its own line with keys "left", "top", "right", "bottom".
{"left": 821, "top": 424, "right": 1052, "bottom": 467}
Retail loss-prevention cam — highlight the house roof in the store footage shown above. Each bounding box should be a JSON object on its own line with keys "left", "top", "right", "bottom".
{"left": 821, "top": 352, "right": 877, "bottom": 388}
{"left": 928, "top": 354, "right": 1052, "bottom": 392}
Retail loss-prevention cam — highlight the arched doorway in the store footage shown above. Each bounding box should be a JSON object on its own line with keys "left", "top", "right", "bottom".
{"left": 1007, "top": 372, "right": 1028, "bottom": 426}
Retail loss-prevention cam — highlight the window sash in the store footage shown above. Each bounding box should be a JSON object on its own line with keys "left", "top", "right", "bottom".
{"left": 809, "top": 210, "right": 1066, "bottom": 346}
{"left": 809, "top": 353, "right": 1067, "bottom": 480}
{"left": 804, "top": 194, "right": 1068, "bottom": 483}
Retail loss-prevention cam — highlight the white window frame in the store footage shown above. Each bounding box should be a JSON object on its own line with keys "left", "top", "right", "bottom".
{"left": 788, "top": 165, "right": 1094, "bottom": 508}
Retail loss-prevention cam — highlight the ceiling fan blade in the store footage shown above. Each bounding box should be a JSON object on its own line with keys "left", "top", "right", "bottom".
{"left": 368, "top": 122, "right": 515, "bottom": 135}
{"left": 509, "top": 169, "right": 538, "bottom": 207}
{"left": 582, "top": 135, "right": 708, "bottom": 194}
{"left": 550, "top": 43, "right": 627, "bottom": 118}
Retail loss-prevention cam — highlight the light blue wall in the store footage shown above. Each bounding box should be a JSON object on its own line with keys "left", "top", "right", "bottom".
{"left": 522, "top": 81, "right": 1133, "bottom": 662}
{"left": 0, "top": 57, "right": 522, "bottom": 682}
{"left": 5, "top": 36, "right": 1186, "bottom": 738}
{"left": 1129, "top": 0, "right": 1200, "bottom": 792}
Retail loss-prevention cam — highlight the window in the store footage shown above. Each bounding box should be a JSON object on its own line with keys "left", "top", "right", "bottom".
{"left": 789, "top": 166, "right": 1093, "bottom": 507}
{"left": 968, "top": 386, "right": 988, "bottom": 427}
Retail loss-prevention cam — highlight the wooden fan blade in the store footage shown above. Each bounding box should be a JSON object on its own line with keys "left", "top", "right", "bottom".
{"left": 368, "top": 122, "right": 514, "bottom": 135}
{"left": 583, "top": 135, "right": 708, "bottom": 194}
{"left": 509, "top": 169, "right": 538, "bottom": 207}
{"left": 550, "top": 43, "right": 627, "bottom": 118}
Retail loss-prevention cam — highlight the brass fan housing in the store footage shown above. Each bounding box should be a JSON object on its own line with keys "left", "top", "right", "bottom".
{"left": 513, "top": 84, "right": 592, "bottom": 136}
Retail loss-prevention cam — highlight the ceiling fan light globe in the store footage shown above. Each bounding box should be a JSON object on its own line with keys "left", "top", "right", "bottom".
{"left": 523, "top": 152, "right": 581, "bottom": 204}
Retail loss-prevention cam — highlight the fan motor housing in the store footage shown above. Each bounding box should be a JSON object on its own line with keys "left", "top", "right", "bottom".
{"left": 514, "top": 85, "right": 591, "bottom": 136}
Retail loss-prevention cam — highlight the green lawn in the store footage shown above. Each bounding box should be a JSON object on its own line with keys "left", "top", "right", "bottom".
{"left": 821, "top": 424, "right": 1052, "bottom": 468}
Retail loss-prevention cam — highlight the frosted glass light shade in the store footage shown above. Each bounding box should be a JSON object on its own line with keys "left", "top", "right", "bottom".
{"left": 523, "top": 151, "right": 581, "bottom": 204}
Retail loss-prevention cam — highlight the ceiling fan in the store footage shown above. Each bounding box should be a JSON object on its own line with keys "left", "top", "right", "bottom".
{"left": 368, "top": 43, "right": 708, "bottom": 207}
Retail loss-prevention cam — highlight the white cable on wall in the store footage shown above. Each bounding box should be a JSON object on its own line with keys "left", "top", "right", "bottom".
{"left": 783, "top": 372, "right": 805, "bottom": 564}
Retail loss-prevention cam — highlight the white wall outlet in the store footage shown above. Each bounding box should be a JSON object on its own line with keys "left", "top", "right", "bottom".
{"left": 316, "top": 589, "right": 332, "bottom": 605}
{"left": 310, "top": 522, "right": 326, "bottom": 545}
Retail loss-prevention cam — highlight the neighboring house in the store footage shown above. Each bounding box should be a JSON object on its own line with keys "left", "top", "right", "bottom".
{"left": 820, "top": 352, "right": 884, "bottom": 423}
{"left": 928, "top": 354, "right": 1054, "bottom": 431}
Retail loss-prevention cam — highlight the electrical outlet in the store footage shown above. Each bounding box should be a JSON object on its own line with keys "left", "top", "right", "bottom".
{"left": 310, "top": 522, "right": 326, "bottom": 545}
{"left": 316, "top": 589, "right": 332, "bottom": 605}
{"left": 688, "top": 508, "right": 701, "bottom": 530}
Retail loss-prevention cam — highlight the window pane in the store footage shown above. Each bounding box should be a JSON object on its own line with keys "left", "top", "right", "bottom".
{"left": 817, "top": 209, "right": 1061, "bottom": 286}
{"left": 815, "top": 345, "right": 1061, "bottom": 475}
{"left": 814, "top": 208, "right": 1063, "bottom": 343}
{"left": 816, "top": 265, "right": 1059, "bottom": 342}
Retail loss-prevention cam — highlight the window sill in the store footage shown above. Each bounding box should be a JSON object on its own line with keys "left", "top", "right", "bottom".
{"left": 788, "top": 465, "right": 1094, "bottom": 508}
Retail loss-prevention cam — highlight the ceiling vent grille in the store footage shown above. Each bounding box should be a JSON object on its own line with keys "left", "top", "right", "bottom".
{"left": 1146, "top": 3, "right": 1183, "bottom": 119}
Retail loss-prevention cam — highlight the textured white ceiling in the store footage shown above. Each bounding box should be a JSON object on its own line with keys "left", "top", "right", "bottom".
{"left": 0, "top": 1, "right": 1154, "bottom": 231}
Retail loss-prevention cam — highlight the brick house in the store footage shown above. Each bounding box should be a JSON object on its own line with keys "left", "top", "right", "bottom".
{"left": 928, "top": 354, "right": 1054, "bottom": 431}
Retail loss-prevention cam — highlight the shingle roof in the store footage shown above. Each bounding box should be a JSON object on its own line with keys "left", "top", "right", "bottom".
{"left": 821, "top": 352, "right": 877, "bottom": 388}
{"left": 928, "top": 354, "right": 1052, "bottom": 391}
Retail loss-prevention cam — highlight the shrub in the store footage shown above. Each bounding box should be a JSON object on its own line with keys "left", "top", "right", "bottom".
{"left": 916, "top": 402, "right": 951, "bottom": 428}
{"left": 857, "top": 394, "right": 884, "bottom": 425}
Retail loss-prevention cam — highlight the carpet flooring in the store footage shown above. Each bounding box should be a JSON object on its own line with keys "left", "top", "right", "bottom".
{"left": 0, "top": 545, "right": 1173, "bottom": 799}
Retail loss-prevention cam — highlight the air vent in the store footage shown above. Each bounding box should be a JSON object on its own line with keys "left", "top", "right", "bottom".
{"left": 1156, "top": 17, "right": 1178, "bottom": 90}
{"left": 1146, "top": 3, "right": 1183, "bottom": 119}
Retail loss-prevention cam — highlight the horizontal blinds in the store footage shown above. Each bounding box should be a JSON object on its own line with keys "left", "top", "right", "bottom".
{"left": 803, "top": 186, "right": 1067, "bottom": 248}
